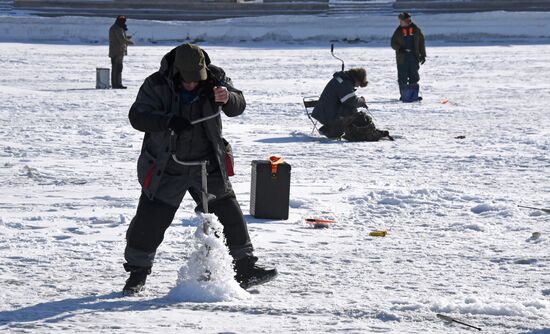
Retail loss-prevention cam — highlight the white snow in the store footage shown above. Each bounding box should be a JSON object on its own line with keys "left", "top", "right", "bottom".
{"left": 168, "top": 215, "right": 250, "bottom": 303}
{"left": 0, "top": 11, "right": 549, "bottom": 334}
{"left": 431, "top": 297, "right": 550, "bottom": 317}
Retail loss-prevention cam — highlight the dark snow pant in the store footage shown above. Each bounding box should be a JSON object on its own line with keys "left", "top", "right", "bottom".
{"left": 397, "top": 54, "right": 420, "bottom": 86}
{"left": 124, "top": 162, "right": 254, "bottom": 269}
{"left": 110, "top": 55, "right": 124, "bottom": 88}
{"left": 397, "top": 55, "right": 421, "bottom": 102}
{"left": 318, "top": 108, "right": 357, "bottom": 139}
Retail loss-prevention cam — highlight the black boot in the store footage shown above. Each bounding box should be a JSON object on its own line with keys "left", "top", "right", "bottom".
{"left": 234, "top": 256, "right": 278, "bottom": 289}
{"left": 122, "top": 264, "right": 151, "bottom": 296}
{"left": 399, "top": 83, "right": 406, "bottom": 101}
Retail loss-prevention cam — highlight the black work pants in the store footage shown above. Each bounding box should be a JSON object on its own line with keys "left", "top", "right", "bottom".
{"left": 111, "top": 55, "right": 124, "bottom": 88}
{"left": 397, "top": 54, "right": 420, "bottom": 86}
{"left": 124, "top": 164, "right": 253, "bottom": 269}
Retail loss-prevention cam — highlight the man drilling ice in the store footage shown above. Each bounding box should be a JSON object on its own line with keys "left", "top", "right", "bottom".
{"left": 122, "top": 43, "right": 277, "bottom": 295}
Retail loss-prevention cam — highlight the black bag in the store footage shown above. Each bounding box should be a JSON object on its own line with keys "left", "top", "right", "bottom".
{"left": 342, "top": 112, "right": 392, "bottom": 142}
{"left": 250, "top": 158, "right": 291, "bottom": 220}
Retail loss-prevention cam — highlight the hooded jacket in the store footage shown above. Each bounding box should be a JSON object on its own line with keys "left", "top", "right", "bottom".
{"left": 391, "top": 23, "right": 426, "bottom": 64}
{"left": 109, "top": 23, "right": 133, "bottom": 58}
{"left": 311, "top": 71, "right": 366, "bottom": 125}
{"left": 128, "top": 47, "right": 246, "bottom": 200}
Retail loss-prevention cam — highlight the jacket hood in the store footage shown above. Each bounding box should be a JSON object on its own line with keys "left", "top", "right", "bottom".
{"left": 333, "top": 71, "right": 354, "bottom": 83}
{"left": 159, "top": 46, "right": 212, "bottom": 78}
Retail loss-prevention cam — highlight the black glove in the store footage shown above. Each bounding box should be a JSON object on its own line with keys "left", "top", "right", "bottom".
{"left": 359, "top": 96, "right": 368, "bottom": 109}
{"left": 168, "top": 116, "right": 192, "bottom": 132}
{"left": 420, "top": 57, "right": 426, "bottom": 65}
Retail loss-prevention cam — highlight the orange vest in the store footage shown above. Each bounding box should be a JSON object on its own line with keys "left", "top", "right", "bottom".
{"left": 402, "top": 27, "right": 414, "bottom": 37}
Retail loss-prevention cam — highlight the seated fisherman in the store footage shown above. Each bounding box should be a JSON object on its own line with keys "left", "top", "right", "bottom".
{"left": 311, "top": 68, "right": 391, "bottom": 141}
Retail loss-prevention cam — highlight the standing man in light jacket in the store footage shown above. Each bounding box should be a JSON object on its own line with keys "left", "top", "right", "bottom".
{"left": 109, "top": 15, "right": 134, "bottom": 89}
{"left": 391, "top": 12, "right": 426, "bottom": 102}
{"left": 122, "top": 43, "right": 277, "bottom": 295}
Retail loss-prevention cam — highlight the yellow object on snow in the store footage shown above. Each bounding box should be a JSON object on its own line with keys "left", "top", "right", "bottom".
{"left": 369, "top": 230, "right": 388, "bottom": 237}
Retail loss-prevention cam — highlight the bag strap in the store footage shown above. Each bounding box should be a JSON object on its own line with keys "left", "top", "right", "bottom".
{"left": 269, "top": 155, "right": 285, "bottom": 177}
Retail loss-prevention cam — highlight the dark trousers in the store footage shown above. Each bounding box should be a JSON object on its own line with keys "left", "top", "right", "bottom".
{"left": 110, "top": 55, "right": 124, "bottom": 88}
{"left": 124, "top": 165, "right": 253, "bottom": 269}
{"left": 397, "top": 54, "right": 420, "bottom": 86}
{"left": 319, "top": 111, "right": 357, "bottom": 139}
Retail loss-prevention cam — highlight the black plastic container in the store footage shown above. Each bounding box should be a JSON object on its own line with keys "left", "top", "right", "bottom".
{"left": 250, "top": 159, "right": 291, "bottom": 220}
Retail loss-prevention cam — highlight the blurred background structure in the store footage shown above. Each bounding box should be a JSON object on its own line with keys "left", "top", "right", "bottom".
{"left": 2, "top": 0, "right": 550, "bottom": 21}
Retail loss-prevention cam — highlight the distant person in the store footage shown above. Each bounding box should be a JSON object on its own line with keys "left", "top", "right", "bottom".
{"left": 391, "top": 12, "right": 426, "bottom": 102}
{"left": 122, "top": 43, "right": 277, "bottom": 295}
{"left": 109, "top": 15, "right": 134, "bottom": 89}
{"left": 312, "top": 68, "right": 391, "bottom": 141}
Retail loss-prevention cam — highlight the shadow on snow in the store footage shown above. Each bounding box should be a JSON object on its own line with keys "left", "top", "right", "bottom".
{"left": 0, "top": 292, "right": 176, "bottom": 325}
{"left": 255, "top": 136, "right": 341, "bottom": 144}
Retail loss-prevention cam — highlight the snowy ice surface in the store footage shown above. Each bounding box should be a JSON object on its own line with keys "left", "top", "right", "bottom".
{"left": 0, "top": 28, "right": 549, "bottom": 334}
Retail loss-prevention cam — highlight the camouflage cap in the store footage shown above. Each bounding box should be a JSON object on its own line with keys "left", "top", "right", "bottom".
{"left": 174, "top": 43, "right": 207, "bottom": 82}
{"left": 398, "top": 12, "right": 411, "bottom": 20}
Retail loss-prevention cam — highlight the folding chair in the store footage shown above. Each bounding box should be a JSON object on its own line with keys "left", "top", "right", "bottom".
{"left": 303, "top": 97, "right": 320, "bottom": 135}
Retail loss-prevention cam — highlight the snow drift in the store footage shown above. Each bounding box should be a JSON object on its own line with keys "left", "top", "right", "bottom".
{"left": 1, "top": 11, "right": 550, "bottom": 44}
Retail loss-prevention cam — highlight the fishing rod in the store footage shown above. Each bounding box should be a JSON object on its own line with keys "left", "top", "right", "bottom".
{"left": 437, "top": 314, "right": 482, "bottom": 331}
{"left": 518, "top": 205, "right": 550, "bottom": 214}
{"left": 331, "top": 43, "right": 345, "bottom": 71}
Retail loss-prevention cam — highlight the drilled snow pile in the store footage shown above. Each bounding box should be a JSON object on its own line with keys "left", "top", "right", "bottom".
{"left": 167, "top": 214, "right": 249, "bottom": 302}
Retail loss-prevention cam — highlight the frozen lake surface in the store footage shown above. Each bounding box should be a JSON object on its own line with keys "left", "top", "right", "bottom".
{"left": 0, "top": 42, "right": 549, "bottom": 333}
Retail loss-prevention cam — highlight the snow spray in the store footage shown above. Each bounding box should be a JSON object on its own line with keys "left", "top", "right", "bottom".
{"left": 167, "top": 215, "right": 249, "bottom": 302}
